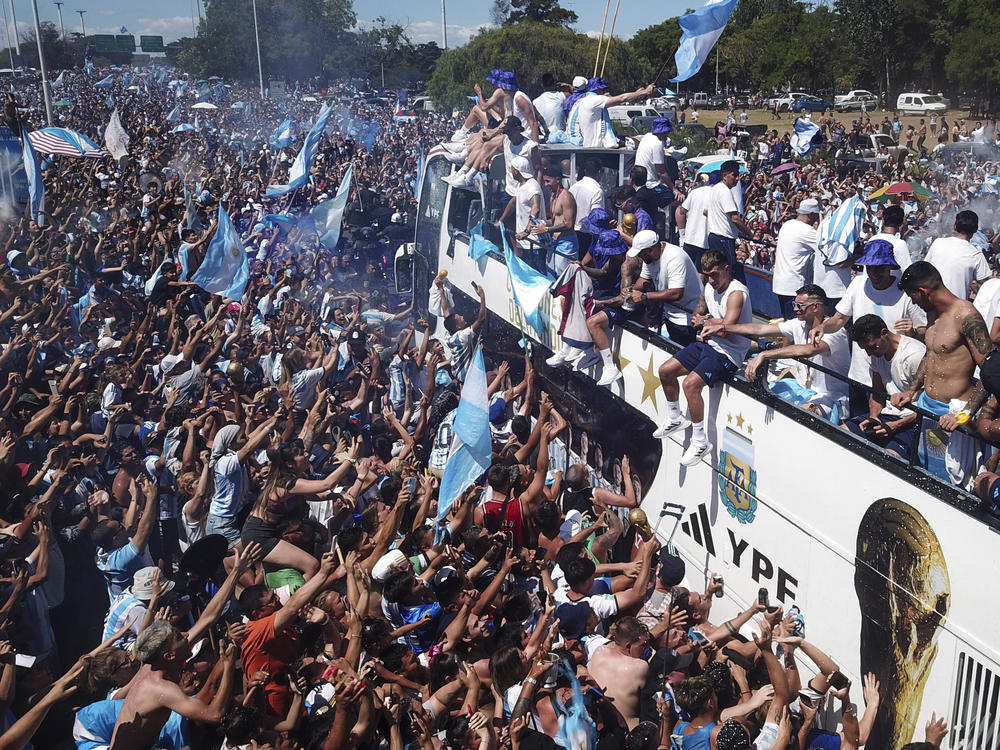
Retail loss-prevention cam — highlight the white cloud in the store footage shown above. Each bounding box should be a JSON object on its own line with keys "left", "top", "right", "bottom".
{"left": 135, "top": 15, "right": 198, "bottom": 41}
{"left": 356, "top": 17, "right": 490, "bottom": 47}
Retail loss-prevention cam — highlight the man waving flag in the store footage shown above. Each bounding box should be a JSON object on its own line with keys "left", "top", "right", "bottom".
{"left": 671, "top": 0, "right": 740, "bottom": 83}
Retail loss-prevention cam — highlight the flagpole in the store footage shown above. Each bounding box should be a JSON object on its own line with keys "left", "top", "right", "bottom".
{"left": 593, "top": 0, "right": 611, "bottom": 77}
{"left": 251, "top": 0, "right": 264, "bottom": 98}
{"left": 0, "top": 1, "right": 14, "bottom": 70}
{"left": 29, "top": 0, "right": 53, "bottom": 125}
{"left": 600, "top": 0, "right": 622, "bottom": 78}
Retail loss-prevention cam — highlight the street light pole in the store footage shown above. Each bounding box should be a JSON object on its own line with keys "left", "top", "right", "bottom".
{"left": 440, "top": 0, "right": 447, "bottom": 49}
{"left": 53, "top": 1, "right": 64, "bottom": 39}
{"left": 8, "top": 0, "right": 20, "bottom": 59}
{"left": 29, "top": 0, "right": 52, "bottom": 125}
{"left": 75, "top": 9, "right": 85, "bottom": 37}
{"left": 251, "top": 0, "right": 263, "bottom": 98}
{"left": 0, "top": 0, "right": 14, "bottom": 69}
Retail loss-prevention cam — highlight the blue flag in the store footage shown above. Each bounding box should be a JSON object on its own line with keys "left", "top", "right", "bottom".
{"left": 501, "top": 229, "right": 551, "bottom": 336}
{"left": 437, "top": 346, "right": 491, "bottom": 525}
{"left": 192, "top": 205, "right": 249, "bottom": 300}
{"left": 94, "top": 75, "right": 114, "bottom": 89}
{"left": 818, "top": 195, "right": 864, "bottom": 268}
{"left": 20, "top": 125, "right": 44, "bottom": 225}
{"left": 310, "top": 163, "right": 353, "bottom": 250}
{"left": 468, "top": 222, "right": 499, "bottom": 261}
{"left": 167, "top": 105, "right": 180, "bottom": 123}
{"left": 266, "top": 103, "right": 333, "bottom": 197}
{"left": 790, "top": 116, "right": 824, "bottom": 155}
{"left": 183, "top": 183, "right": 204, "bottom": 233}
{"left": 269, "top": 119, "right": 293, "bottom": 149}
{"left": 670, "top": 0, "right": 739, "bottom": 83}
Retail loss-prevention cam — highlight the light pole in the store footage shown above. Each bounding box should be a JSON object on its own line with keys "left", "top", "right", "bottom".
{"left": 29, "top": 0, "right": 52, "bottom": 124}
{"left": 8, "top": 0, "right": 20, "bottom": 60}
{"left": 251, "top": 0, "right": 263, "bottom": 98}
{"left": 53, "top": 1, "right": 64, "bottom": 38}
{"left": 0, "top": 0, "right": 14, "bottom": 69}
{"left": 440, "top": 0, "right": 447, "bottom": 49}
{"left": 75, "top": 8, "right": 85, "bottom": 37}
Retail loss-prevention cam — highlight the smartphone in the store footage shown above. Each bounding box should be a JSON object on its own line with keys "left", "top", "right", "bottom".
{"left": 758, "top": 588, "right": 769, "bottom": 608}
{"left": 829, "top": 671, "right": 849, "bottom": 691}
{"left": 404, "top": 476, "right": 418, "bottom": 498}
{"left": 687, "top": 628, "right": 708, "bottom": 645}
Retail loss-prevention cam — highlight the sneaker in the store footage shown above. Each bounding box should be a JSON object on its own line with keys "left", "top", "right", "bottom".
{"left": 597, "top": 366, "right": 623, "bottom": 387}
{"left": 573, "top": 349, "right": 601, "bottom": 372}
{"left": 444, "top": 148, "right": 468, "bottom": 164}
{"left": 545, "top": 347, "right": 572, "bottom": 367}
{"left": 653, "top": 418, "right": 691, "bottom": 439}
{"left": 680, "top": 441, "right": 712, "bottom": 466}
{"left": 441, "top": 141, "right": 466, "bottom": 153}
{"left": 451, "top": 129, "right": 469, "bottom": 143}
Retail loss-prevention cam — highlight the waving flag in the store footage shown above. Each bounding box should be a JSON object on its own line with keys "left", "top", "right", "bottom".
{"left": 791, "top": 116, "right": 824, "bottom": 156}
{"left": 269, "top": 119, "right": 293, "bottom": 149}
{"left": 28, "top": 128, "right": 108, "bottom": 158}
{"left": 94, "top": 75, "right": 114, "bottom": 89}
{"left": 817, "top": 195, "right": 864, "bottom": 267}
{"left": 437, "top": 345, "right": 491, "bottom": 526}
{"left": 120, "top": 25, "right": 129, "bottom": 34}
{"left": 501, "top": 228, "right": 550, "bottom": 336}
{"left": 171, "top": 123, "right": 197, "bottom": 133}
{"left": 266, "top": 103, "right": 332, "bottom": 197}
{"left": 183, "top": 182, "right": 204, "bottom": 233}
{"left": 51, "top": 71, "right": 65, "bottom": 88}
{"left": 192, "top": 204, "right": 249, "bottom": 300}
{"left": 468, "top": 221, "right": 499, "bottom": 261}
{"left": 310, "top": 163, "right": 352, "bottom": 250}
{"left": 104, "top": 110, "right": 130, "bottom": 160}
{"left": 166, "top": 105, "right": 180, "bottom": 123}
{"left": 20, "top": 125, "right": 44, "bottom": 225}
{"left": 670, "top": 0, "right": 739, "bottom": 83}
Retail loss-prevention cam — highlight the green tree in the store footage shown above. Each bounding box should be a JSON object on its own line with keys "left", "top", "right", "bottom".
{"left": 944, "top": 0, "right": 1000, "bottom": 99}
{"left": 629, "top": 19, "right": 683, "bottom": 84}
{"left": 4, "top": 21, "right": 88, "bottom": 71}
{"left": 493, "top": 0, "right": 578, "bottom": 28}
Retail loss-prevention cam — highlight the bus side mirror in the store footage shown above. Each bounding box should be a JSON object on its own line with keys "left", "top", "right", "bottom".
{"left": 394, "top": 243, "right": 415, "bottom": 294}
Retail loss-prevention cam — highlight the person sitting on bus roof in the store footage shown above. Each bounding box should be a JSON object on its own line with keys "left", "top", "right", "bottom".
{"left": 446, "top": 114, "right": 540, "bottom": 192}
{"left": 654, "top": 250, "right": 752, "bottom": 466}
{"left": 451, "top": 70, "right": 536, "bottom": 144}
{"left": 569, "top": 157, "right": 606, "bottom": 245}
{"left": 703, "top": 284, "right": 850, "bottom": 421}
{"left": 626, "top": 230, "right": 703, "bottom": 348}
{"left": 566, "top": 76, "right": 654, "bottom": 148}
{"left": 843, "top": 314, "right": 925, "bottom": 457}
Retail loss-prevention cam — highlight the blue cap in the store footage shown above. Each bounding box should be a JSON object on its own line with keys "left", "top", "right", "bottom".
{"left": 489, "top": 395, "right": 507, "bottom": 423}
{"left": 651, "top": 117, "right": 673, "bottom": 135}
{"left": 555, "top": 601, "right": 591, "bottom": 640}
{"left": 581, "top": 207, "right": 612, "bottom": 235}
{"left": 593, "top": 229, "right": 628, "bottom": 257}
{"left": 588, "top": 76, "right": 609, "bottom": 92}
{"left": 857, "top": 238, "right": 899, "bottom": 269}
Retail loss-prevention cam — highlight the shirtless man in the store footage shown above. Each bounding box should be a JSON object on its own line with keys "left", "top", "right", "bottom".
{"left": 109, "top": 622, "right": 237, "bottom": 749}
{"left": 891, "top": 261, "right": 992, "bottom": 485}
{"left": 587, "top": 616, "right": 651, "bottom": 728}
{"left": 531, "top": 164, "right": 578, "bottom": 277}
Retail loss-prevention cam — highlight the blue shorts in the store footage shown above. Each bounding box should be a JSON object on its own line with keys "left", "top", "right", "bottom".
{"left": 206, "top": 513, "right": 242, "bottom": 549}
{"left": 651, "top": 184, "right": 676, "bottom": 207}
{"left": 672, "top": 341, "right": 737, "bottom": 385}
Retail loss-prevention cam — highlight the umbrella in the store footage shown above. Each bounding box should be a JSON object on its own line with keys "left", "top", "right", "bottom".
{"left": 869, "top": 181, "right": 931, "bottom": 202}
{"left": 191, "top": 102, "right": 217, "bottom": 110}
{"left": 696, "top": 159, "right": 749, "bottom": 175}
{"left": 771, "top": 162, "right": 800, "bottom": 175}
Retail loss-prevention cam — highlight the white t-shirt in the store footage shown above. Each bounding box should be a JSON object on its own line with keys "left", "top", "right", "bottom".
{"left": 533, "top": 90, "right": 566, "bottom": 133}
{"left": 925, "top": 236, "right": 991, "bottom": 299}
{"left": 569, "top": 177, "right": 605, "bottom": 231}
{"left": 973, "top": 277, "right": 1000, "bottom": 326}
{"left": 515, "top": 178, "right": 546, "bottom": 250}
{"left": 681, "top": 187, "right": 711, "bottom": 250}
{"left": 835, "top": 276, "right": 928, "bottom": 383}
{"left": 503, "top": 136, "right": 538, "bottom": 197}
{"left": 813, "top": 246, "right": 853, "bottom": 298}
{"left": 705, "top": 181, "right": 739, "bottom": 239}
{"left": 574, "top": 94, "right": 615, "bottom": 148}
{"left": 292, "top": 366, "right": 326, "bottom": 411}
{"left": 772, "top": 219, "right": 818, "bottom": 295}
{"left": 209, "top": 452, "right": 248, "bottom": 517}
{"left": 867, "top": 231, "right": 912, "bottom": 274}
{"left": 776, "top": 318, "right": 850, "bottom": 400}
{"left": 641, "top": 243, "right": 702, "bottom": 325}
{"left": 705, "top": 280, "right": 752, "bottom": 364}
{"left": 636, "top": 133, "right": 666, "bottom": 189}
{"left": 870, "top": 335, "right": 927, "bottom": 416}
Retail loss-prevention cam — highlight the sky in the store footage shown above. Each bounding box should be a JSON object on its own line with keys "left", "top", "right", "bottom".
{"left": 1, "top": 0, "right": 697, "bottom": 50}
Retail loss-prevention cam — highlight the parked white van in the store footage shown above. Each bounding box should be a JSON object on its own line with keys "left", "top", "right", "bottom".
{"left": 896, "top": 92, "right": 947, "bottom": 115}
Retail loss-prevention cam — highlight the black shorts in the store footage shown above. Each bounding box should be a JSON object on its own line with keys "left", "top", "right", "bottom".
{"left": 241, "top": 515, "right": 281, "bottom": 557}
{"left": 672, "top": 341, "right": 737, "bottom": 385}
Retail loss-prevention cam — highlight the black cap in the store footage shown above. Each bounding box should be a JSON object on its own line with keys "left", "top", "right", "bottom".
{"left": 501, "top": 116, "right": 523, "bottom": 133}
{"left": 287, "top": 325, "right": 306, "bottom": 337}
{"left": 542, "top": 164, "right": 564, "bottom": 179}
{"left": 658, "top": 550, "right": 685, "bottom": 587}
{"left": 348, "top": 329, "right": 365, "bottom": 344}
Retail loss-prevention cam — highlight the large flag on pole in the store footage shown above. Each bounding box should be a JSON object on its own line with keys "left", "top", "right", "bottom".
{"left": 20, "top": 125, "right": 44, "bottom": 225}
{"left": 670, "top": 0, "right": 740, "bottom": 83}
{"left": 266, "top": 104, "right": 333, "bottom": 197}
{"left": 437, "top": 345, "right": 491, "bottom": 526}
{"left": 104, "top": 110, "right": 130, "bottom": 160}
{"left": 311, "top": 163, "right": 353, "bottom": 250}
{"left": 94, "top": 74, "right": 114, "bottom": 89}
{"left": 192, "top": 204, "right": 249, "bottom": 300}
{"left": 500, "top": 229, "right": 550, "bottom": 336}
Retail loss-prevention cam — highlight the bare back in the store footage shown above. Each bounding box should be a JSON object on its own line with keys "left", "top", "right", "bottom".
{"left": 924, "top": 299, "right": 988, "bottom": 402}
{"left": 109, "top": 667, "right": 180, "bottom": 750}
{"left": 587, "top": 644, "right": 649, "bottom": 728}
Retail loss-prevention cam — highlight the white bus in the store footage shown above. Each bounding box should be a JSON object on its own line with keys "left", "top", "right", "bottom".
{"left": 403, "top": 143, "right": 1000, "bottom": 750}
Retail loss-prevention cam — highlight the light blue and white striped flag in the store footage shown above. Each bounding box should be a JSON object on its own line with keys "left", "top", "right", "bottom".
{"left": 51, "top": 71, "right": 65, "bottom": 88}
{"left": 269, "top": 119, "right": 293, "bottom": 149}
{"left": 501, "top": 227, "right": 550, "bottom": 336}
{"left": 437, "top": 345, "right": 491, "bottom": 526}
{"left": 817, "top": 196, "right": 865, "bottom": 267}
{"left": 20, "top": 125, "right": 44, "bottom": 225}
{"left": 192, "top": 204, "right": 249, "bottom": 301}
{"left": 166, "top": 105, "right": 181, "bottom": 123}
{"left": 790, "top": 117, "right": 824, "bottom": 155}
{"left": 311, "top": 163, "right": 353, "bottom": 250}
{"left": 670, "top": 0, "right": 739, "bottom": 83}
{"left": 266, "top": 103, "right": 332, "bottom": 197}
{"left": 94, "top": 75, "right": 114, "bottom": 89}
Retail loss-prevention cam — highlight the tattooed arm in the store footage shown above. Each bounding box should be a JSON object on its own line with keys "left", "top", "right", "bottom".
{"left": 939, "top": 310, "right": 994, "bottom": 431}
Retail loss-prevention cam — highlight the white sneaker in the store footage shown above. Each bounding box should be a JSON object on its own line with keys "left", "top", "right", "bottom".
{"left": 680, "top": 441, "right": 712, "bottom": 466}
{"left": 441, "top": 140, "right": 466, "bottom": 153}
{"left": 653, "top": 417, "right": 691, "bottom": 439}
{"left": 574, "top": 349, "right": 601, "bottom": 371}
{"left": 444, "top": 148, "right": 468, "bottom": 164}
{"left": 545, "top": 347, "right": 572, "bottom": 367}
{"left": 597, "top": 366, "right": 623, "bottom": 386}
{"left": 451, "top": 129, "right": 469, "bottom": 143}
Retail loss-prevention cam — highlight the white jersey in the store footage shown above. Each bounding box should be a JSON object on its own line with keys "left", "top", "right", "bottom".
{"left": 705, "top": 280, "right": 752, "bottom": 365}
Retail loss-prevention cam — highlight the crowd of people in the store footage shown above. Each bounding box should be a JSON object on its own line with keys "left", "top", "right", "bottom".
{"left": 0, "top": 58, "right": 974, "bottom": 750}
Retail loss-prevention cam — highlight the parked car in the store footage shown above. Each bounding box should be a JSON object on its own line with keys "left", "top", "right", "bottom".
{"left": 791, "top": 95, "right": 832, "bottom": 113}
{"left": 707, "top": 94, "right": 728, "bottom": 108}
{"left": 768, "top": 91, "right": 810, "bottom": 112}
{"left": 834, "top": 89, "right": 878, "bottom": 111}
{"left": 835, "top": 132, "right": 907, "bottom": 168}
{"left": 608, "top": 105, "right": 662, "bottom": 132}
{"left": 895, "top": 92, "right": 947, "bottom": 115}
{"left": 689, "top": 92, "right": 709, "bottom": 107}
